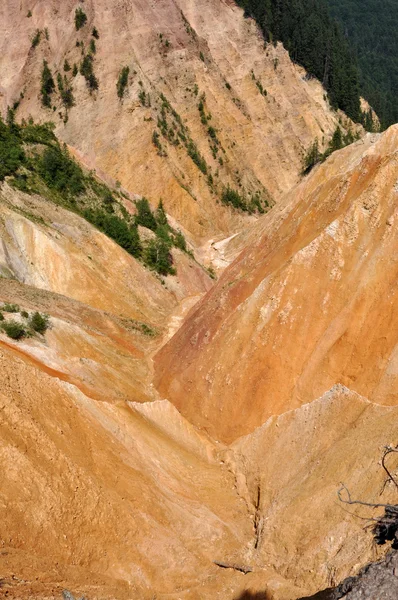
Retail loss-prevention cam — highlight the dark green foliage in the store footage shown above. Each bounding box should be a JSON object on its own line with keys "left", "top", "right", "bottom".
{"left": 92, "top": 27, "right": 99, "bottom": 39}
{"left": 138, "top": 90, "right": 149, "bottom": 106}
{"left": 27, "top": 10, "right": 32, "bottom": 17}
{"left": 75, "top": 7, "right": 87, "bottom": 30}
{"left": 2, "top": 303, "right": 20, "bottom": 313}
{"left": 80, "top": 54, "right": 99, "bottom": 91}
{"left": 144, "top": 238, "right": 175, "bottom": 276}
{"left": 64, "top": 59, "right": 71, "bottom": 72}
{"left": 221, "top": 187, "right": 268, "bottom": 213}
{"left": 72, "top": 63, "right": 78, "bottom": 77}
{"left": 135, "top": 198, "right": 157, "bottom": 231}
{"left": 0, "top": 312, "right": 3, "bottom": 321}
{"left": 89, "top": 39, "right": 96, "bottom": 54}
{"left": 20, "top": 121, "right": 56, "bottom": 145}
{"left": 117, "top": 66, "right": 130, "bottom": 99}
{"left": 199, "top": 51, "right": 205, "bottom": 62}
{"left": 155, "top": 199, "right": 168, "bottom": 226}
{"left": 302, "top": 125, "right": 359, "bottom": 175}
{"left": 10, "top": 173, "right": 30, "bottom": 193}
{"left": 84, "top": 209, "right": 142, "bottom": 258}
{"left": 237, "top": 0, "right": 361, "bottom": 122}
{"left": 1, "top": 320, "right": 26, "bottom": 340}
{"left": 57, "top": 73, "right": 75, "bottom": 109}
{"left": 187, "top": 141, "right": 207, "bottom": 174}
{"left": 302, "top": 139, "right": 321, "bottom": 175}
{"left": 326, "top": 0, "right": 398, "bottom": 128}
{"left": 36, "top": 145, "right": 85, "bottom": 197}
{"left": 31, "top": 29, "right": 41, "bottom": 48}
{"left": 221, "top": 186, "right": 247, "bottom": 211}
{"left": 225, "top": 82, "right": 231, "bottom": 90}
{"left": 41, "top": 60, "right": 55, "bottom": 107}
{"left": 29, "top": 311, "right": 49, "bottom": 334}
{"left": 21, "top": 310, "right": 29, "bottom": 318}
{"left": 0, "top": 117, "right": 25, "bottom": 181}
{"left": 173, "top": 230, "right": 187, "bottom": 252}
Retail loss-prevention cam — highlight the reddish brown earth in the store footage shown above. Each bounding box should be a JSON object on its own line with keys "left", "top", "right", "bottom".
{"left": 0, "top": 1, "right": 397, "bottom": 599}
{"left": 155, "top": 126, "right": 398, "bottom": 442}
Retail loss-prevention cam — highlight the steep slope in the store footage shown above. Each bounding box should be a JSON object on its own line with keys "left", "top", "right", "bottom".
{"left": 155, "top": 126, "right": 398, "bottom": 442}
{"left": 0, "top": 0, "right": 357, "bottom": 243}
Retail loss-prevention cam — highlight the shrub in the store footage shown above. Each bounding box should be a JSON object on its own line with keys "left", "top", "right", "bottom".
{"left": 135, "top": 198, "right": 157, "bottom": 231}
{"left": 64, "top": 59, "right": 71, "bottom": 72}
{"left": 29, "top": 311, "right": 49, "bottom": 334}
{"left": 41, "top": 60, "right": 55, "bottom": 107}
{"left": 92, "top": 27, "right": 99, "bottom": 39}
{"left": 57, "top": 74, "right": 75, "bottom": 109}
{"left": 221, "top": 186, "right": 247, "bottom": 211}
{"left": 0, "top": 117, "right": 25, "bottom": 181}
{"left": 155, "top": 199, "right": 168, "bottom": 226}
{"left": 75, "top": 7, "right": 87, "bottom": 30}
{"left": 0, "top": 312, "right": 4, "bottom": 321}
{"left": 173, "top": 230, "right": 187, "bottom": 252}
{"left": 84, "top": 209, "right": 142, "bottom": 258}
{"left": 72, "top": 63, "right": 78, "bottom": 77}
{"left": 117, "top": 66, "right": 130, "bottom": 99}
{"left": 1, "top": 320, "right": 26, "bottom": 340}
{"left": 21, "top": 310, "right": 29, "bottom": 318}
{"left": 2, "top": 303, "right": 20, "bottom": 313}
{"left": 89, "top": 39, "right": 96, "bottom": 54}
{"left": 36, "top": 145, "right": 85, "bottom": 197}
{"left": 31, "top": 29, "right": 41, "bottom": 48}
{"left": 187, "top": 141, "right": 207, "bottom": 174}
{"left": 80, "top": 54, "right": 99, "bottom": 91}
{"left": 144, "top": 238, "right": 175, "bottom": 276}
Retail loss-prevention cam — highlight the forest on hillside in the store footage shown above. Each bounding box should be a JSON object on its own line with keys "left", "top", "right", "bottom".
{"left": 236, "top": 0, "right": 361, "bottom": 123}
{"left": 326, "top": 0, "right": 398, "bottom": 129}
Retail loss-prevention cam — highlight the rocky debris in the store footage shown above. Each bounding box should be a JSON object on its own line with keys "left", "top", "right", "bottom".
{"left": 300, "top": 550, "right": 398, "bottom": 600}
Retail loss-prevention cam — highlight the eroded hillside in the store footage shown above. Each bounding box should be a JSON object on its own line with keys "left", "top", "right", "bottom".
{"left": 0, "top": 0, "right": 358, "bottom": 244}
{"left": 0, "top": 2, "right": 397, "bottom": 600}
{"left": 155, "top": 126, "right": 398, "bottom": 442}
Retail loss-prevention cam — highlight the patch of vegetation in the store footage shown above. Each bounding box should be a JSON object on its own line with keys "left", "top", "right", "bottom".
{"left": 27, "top": 10, "right": 32, "bottom": 17}
{"left": 80, "top": 54, "right": 99, "bottom": 91}
{"left": 144, "top": 238, "right": 176, "bottom": 276}
{"left": 75, "top": 7, "right": 87, "bottom": 31}
{"left": 117, "top": 66, "right": 130, "bottom": 99}
{"left": 221, "top": 186, "right": 269, "bottom": 213}
{"left": 92, "top": 27, "right": 99, "bottom": 39}
{"left": 89, "top": 39, "right": 96, "bottom": 55}
{"left": 135, "top": 197, "right": 157, "bottom": 231}
{"left": 41, "top": 60, "right": 55, "bottom": 108}
{"left": 57, "top": 73, "right": 75, "bottom": 109}
{"left": 2, "top": 303, "right": 20, "bottom": 313}
{"left": 0, "top": 117, "right": 25, "bottom": 181}
{"left": 1, "top": 320, "right": 26, "bottom": 340}
{"left": 0, "top": 116, "right": 195, "bottom": 277}
{"left": 36, "top": 145, "right": 86, "bottom": 197}
{"left": 64, "top": 59, "right": 71, "bottom": 72}
{"left": 84, "top": 208, "right": 142, "bottom": 258}
{"left": 302, "top": 125, "right": 360, "bottom": 175}
{"left": 31, "top": 29, "right": 41, "bottom": 48}
{"left": 29, "top": 311, "right": 49, "bottom": 334}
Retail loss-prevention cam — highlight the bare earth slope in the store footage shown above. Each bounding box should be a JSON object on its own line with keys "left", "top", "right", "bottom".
{"left": 155, "top": 126, "right": 398, "bottom": 442}
{"left": 0, "top": 0, "right": 354, "bottom": 242}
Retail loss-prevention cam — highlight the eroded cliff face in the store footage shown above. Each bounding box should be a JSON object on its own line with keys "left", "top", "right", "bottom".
{"left": 0, "top": 0, "right": 355, "bottom": 243}
{"left": 0, "top": 2, "right": 396, "bottom": 599}
{"left": 155, "top": 126, "right": 398, "bottom": 442}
